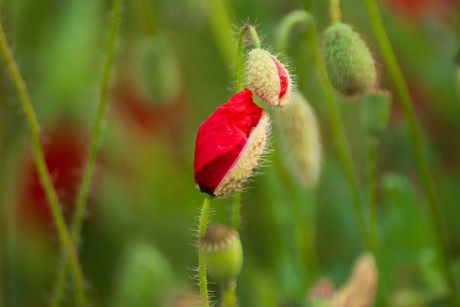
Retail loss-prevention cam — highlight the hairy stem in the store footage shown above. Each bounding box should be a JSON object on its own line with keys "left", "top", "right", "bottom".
{"left": 0, "top": 19, "right": 87, "bottom": 307}
{"left": 50, "top": 0, "right": 123, "bottom": 305}
{"left": 363, "top": 0, "right": 459, "bottom": 304}
{"left": 198, "top": 197, "right": 212, "bottom": 307}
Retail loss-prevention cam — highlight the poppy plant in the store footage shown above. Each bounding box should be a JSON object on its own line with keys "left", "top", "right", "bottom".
{"left": 194, "top": 88, "right": 270, "bottom": 198}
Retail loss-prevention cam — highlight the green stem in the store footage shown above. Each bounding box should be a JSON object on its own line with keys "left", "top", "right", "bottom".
{"left": 363, "top": 0, "right": 459, "bottom": 304}
{"left": 329, "top": 0, "right": 342, "bottom": 23}
{"left": 276, "top": 10, "right": 365, "bottom": 241}
{"left": 50, "top": 0, "right": 123, "bottom": 305}
{"left": 0, "top": 19, "right": 87, "bottom": 307}
{"left": 366, "top": 138, "right": 378, "bottom": 255}
{"left": 199, "top": 196, "right": 212, "bottom": 307}
{"left": 248, "top": 25, "right": 261, "bottom": 49}
{"left": 235, "top": 26, "right": 247, "bottom": 92}
{"left": 222, "top": 281, "right": 237, "bottom": 307}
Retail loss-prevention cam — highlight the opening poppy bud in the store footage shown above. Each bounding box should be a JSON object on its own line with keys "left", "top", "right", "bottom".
{"left": 200, "top": 224, "right": 243, "bottom": 283}
{"left": 322, "top": 23, "right": 377, "bottom": 97}
{"left": 275, "top": 91, "right": 322, "bottom": 187}
{"left": 329, "top": 253, "right": 378, "bottom": 306}
{"left": 247, "top": 48, "right": 293, "bottom": 107}
{"left": 194, "top": 88, "right": 270, "bottom": 198}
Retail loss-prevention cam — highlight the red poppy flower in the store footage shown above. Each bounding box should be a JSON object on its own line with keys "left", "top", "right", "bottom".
{"left": 19, "top": 125, "right": 90, "bottom": 228}
{"left": 194, "top": 88, "right": 270, "bottom": 197}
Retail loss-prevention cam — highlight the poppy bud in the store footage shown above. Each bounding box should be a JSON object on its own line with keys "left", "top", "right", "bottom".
{"left": 134, "top": 36, "right": 181, "bottom": 104}
{"left": 329, "top": 253, "right": 378, "bottom": 306}
{"left": 113, "top": 243, "right": 174, "bottom": 307}
{"left": 275, "top": 91, "right": 322, "bottom": 187}
{"left": 200, "top": 224, "right": 243, "bottom": 283}
{"left": 247, "top": 48, "right": 293, "bottom": 107}
{"left": 322, "top": 23, "right": 377, "bottom": 97}
{"left": 194, "top": 88, "right": 270, "bottom": 198}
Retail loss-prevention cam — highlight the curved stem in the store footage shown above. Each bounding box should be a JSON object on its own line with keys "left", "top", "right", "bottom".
{"left": 235, "top": 26, "right": 247, "bottom": 92}
{"left": 276, "top": 10, "right": 365, "bottom": 240}
{"left": 0, "top": 19, "right": 87, "bottom": 307}
{"left": 198, "top": 196, "right": 212, "bottom": 307}
{"left": 222, "top": 281, "right": 237, "bottom": 307}
{"left": 363, "top": 0, "right": 459, "bottom": 304}
{"left": 50, "top": 0, "right": 123, "bottom": 305}
{"left": 329, "top": 0, "right": 342, "bottom": 23}
{"left": 248, "top": 25, "right": 261, "bottom": 49}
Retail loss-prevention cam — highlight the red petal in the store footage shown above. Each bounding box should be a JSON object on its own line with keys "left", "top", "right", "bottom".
{"left": 194, "top": 88, "right": 262, "bottom": 195}
{"left": 272, "top": 57, "right": 288, "bottom": 98}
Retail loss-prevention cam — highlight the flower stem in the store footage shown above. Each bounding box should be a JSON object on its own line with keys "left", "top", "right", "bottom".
{"left": 133, "top": 0, "right": 156, "bottom": 36}
{"left": 50, "top": 0, "right": 123, "bottom": 305}
{"left": 248, "top": 25, "right": 261, "bottom": 49}
{"left": 363, "top": 0, "right": 459, "bottom": 304}
{"left": 198, "top": 196, "right": 212, "bottom": 307}
{"left": 329, "top": 0, "right": 342, "bottom": 23}
{"left": 235, "top": 25, "right": 247, "bottom": 92}
{"left": 366, "top": 138, "right": 378, "bottom": 255}
{"left": 235, "top": 24, "right": 261, "bottom": 92}
{"left": 222, "top": 281, "right": 237, "bottom": 307}
{"left": 276, "top": 10, "right": 365, "bottom": 241}
{"left": 0, "top": 18, "right": 87, "bottom": 307}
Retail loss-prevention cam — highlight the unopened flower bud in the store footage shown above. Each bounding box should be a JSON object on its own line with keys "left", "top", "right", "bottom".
{"left": 194, "top": 88, "right": 270, "bottom": 198}
{"left": 322, "top": 23, "right": 377, "bottom": 97}
{"left": 134, "top": 36, "right": 181, "bottom": 104}
{"left": 328, "top": 253, "right": 378, "bottom": 307}
{"left": 247, "top": 48, "right": 293, "bottom": 107}
{"left": 275, "top": 91, "right": 322, "bottom": 187}
{"left": 113, "top": 243, "right": 174, "bottom": 307}
{"left": 200, "top": 224, "right": 243, "bottom": 283}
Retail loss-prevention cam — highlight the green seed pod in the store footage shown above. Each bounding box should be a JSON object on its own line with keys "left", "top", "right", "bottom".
{"left": 134, "top": 36, "right": 181, "bottom": 104}
{"left": 322, "top": 23, "right": 377, "bottom": 97}
{"left": 275, "top": 91, "right": 322, "bottom": 187}
{"left": 200, "top": 224, "right": 243, "bottom": 283}
{"left": 113, "top": 242, "right": 174, "bottom": 307}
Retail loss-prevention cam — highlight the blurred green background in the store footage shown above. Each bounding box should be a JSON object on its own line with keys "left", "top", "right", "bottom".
{"left": 0, "top": 0, "right": 460, "bottom": 306}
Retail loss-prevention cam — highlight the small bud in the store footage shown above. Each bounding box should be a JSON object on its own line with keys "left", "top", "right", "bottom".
{"left": 308, "top": 278, "right": 335, "bottom": 307}
{"left": 322, "top": 23, "right": 377, "bottom": 97}
{"left": 362, "top": 90, "right": 391, "bottom": 137}
{"left": 247, "top": 48, "right": 293, "bottom": 107}
{"left": 275, "top": 91, "right": 322, "bottom": 187}
{"left": 113, "top": 243, "right": 174, "bottom": 307}
{"left": 329, "top": 253, "right": 378, "bottom": 307}
{"left": 133, "top": 36, "right": 181, "bottom": 104}
{"left": 200, "top": 224, "right": 243, "bottom": 283}
{"left": 194, "top": 88, "right": 270, "bottom": 198}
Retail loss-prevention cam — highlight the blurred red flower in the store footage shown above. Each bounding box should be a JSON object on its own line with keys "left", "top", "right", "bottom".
{"left": 193, "top": 88, "right": 263, "bottom": 196}
{"left": 385, "top": 0, "right": 453, "bottom": 21}
{"left": 19, "top": 125, "right": 89, "bottom": 228}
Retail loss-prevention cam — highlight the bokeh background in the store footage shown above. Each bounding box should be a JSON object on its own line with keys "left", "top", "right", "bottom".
{"left": 1, "top": 0, "right": 460, "bottom": 306}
